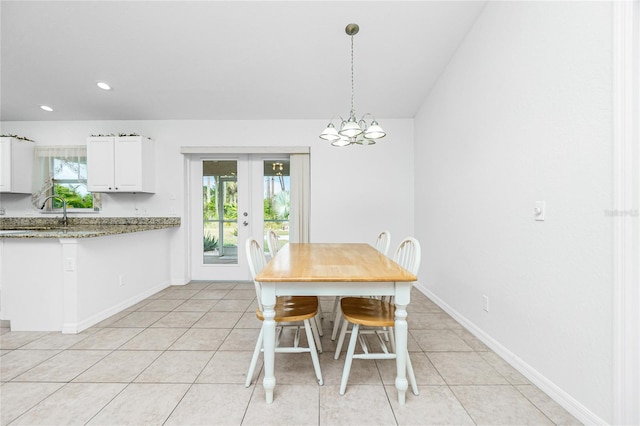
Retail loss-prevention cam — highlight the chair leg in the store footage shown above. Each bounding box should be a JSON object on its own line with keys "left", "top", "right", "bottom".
{"left": 330, "top": 296, "right": 340, "bottom": 322}
{"left": 331, "top": 302, "right": 342, "bottom": 340}
{"left": 315, "top": 314, "right": 324, "bottom": 337}
{"left": 310, "top": 314, "right": 323, "bottom": 353}
{"left": 246, "top": 326, "right": 264, "bottom": 387}
{"left": 303, "top": 319, "right": 323, "bottom": 385}
{"left": 316, "top": 305, "right": 324, "bottom": 336}
{"left": 334, "top": 318, "right": 349, "bottom": 360}
{"left": 339, "top": 323, "right": 359, "bottom": 395}
{"left": 406, "top": 351, "right": 419, "bottom": 396}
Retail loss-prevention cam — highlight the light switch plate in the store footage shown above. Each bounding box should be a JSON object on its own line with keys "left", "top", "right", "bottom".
{"left": 64, "top": 258, "right": 75, "bottom": 271}
{"left": 535, "top": 201, "right": 546, "bottom": 221}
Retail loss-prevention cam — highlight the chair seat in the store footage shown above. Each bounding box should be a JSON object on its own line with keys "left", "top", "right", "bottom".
{"left": 256, "top": 296, "right": 319, "bottom": 323}
{"left": 340, "top": 297, "right": 395, "bottom": 327}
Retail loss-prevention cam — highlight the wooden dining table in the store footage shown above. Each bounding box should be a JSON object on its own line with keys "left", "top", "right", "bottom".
{"left": 254, "top": 242, "right": 418, "bottom": 405}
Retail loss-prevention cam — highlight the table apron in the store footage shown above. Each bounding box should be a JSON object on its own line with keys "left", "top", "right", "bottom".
{"left": 257, "top": 281, "right": 413, "bottom": 305}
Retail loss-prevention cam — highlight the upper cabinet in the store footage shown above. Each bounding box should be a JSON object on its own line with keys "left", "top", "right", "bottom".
{"left": 0, "top": 137, "right": 35, "bottom": 194}
{"left": 87, "top": 136, "right": 156, "bottom": 193}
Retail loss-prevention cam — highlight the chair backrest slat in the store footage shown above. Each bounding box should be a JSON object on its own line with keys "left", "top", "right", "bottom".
{"left": 375, "top": 230, "right": 391, "bottom": 256}
{"left": 394, "top": 237, "right": 421, "bottom": 275}
{"left": 246, "top": 238, "right": 267, "bottom": 312}
{"left": 266, "top": 229, "right": 280, "bottom": 259}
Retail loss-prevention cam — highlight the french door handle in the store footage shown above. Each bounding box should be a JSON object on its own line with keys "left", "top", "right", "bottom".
{"left": 243, "top": 221, "right": 249, "bottom": 226}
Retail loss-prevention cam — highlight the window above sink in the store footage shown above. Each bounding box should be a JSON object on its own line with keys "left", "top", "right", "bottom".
{"left": 32, "top": 145, "right": 101, "bottom": 213}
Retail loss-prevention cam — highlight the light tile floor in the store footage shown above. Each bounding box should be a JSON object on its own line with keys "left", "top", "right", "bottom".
{"left": 0, "top": 282, "right": 582, "bottom": 426}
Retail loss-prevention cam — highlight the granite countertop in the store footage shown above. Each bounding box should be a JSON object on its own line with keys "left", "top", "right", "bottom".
{"left": 0, "top": 217, "right": 180, "bottom": 239}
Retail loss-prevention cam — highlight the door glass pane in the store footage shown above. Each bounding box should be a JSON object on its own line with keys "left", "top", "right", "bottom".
{"left": 263, "top": 160, "right": 290, "bottom": 254}
{"left": 203, "top": 160, "right": 238, "bottom": 265}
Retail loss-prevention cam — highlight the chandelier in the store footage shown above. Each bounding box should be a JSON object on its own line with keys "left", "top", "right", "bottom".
{"left": 319, "top": 23, "right": 386, "bottom": 147}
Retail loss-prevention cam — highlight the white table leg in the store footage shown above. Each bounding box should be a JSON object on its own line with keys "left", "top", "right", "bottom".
{"left": 261, "top": 283, "right": 277, "bottom": 403}
{"left": 394, "top": 282, "right": 411, "bottom": 405}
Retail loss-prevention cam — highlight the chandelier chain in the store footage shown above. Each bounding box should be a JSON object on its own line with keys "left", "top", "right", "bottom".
{"left": 350, "top": 34, "right": 355, "bottom": 119}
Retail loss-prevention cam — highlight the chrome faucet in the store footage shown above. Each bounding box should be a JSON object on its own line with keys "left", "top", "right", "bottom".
{"left": 40, "top": 195, "right": 68, "bottom": 227}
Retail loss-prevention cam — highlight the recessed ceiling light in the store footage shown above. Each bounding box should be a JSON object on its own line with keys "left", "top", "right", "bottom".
{"left": 40, "top": 105, "right": 53, "bottom": 112}
{"left": 97, "top": 82, "right": 111, "bottom": 90}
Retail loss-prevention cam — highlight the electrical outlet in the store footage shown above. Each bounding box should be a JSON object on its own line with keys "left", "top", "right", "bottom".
{"left": 119, "top": 275, "right": 125, "bottom": 286}
{"left": 64, "top": 258, "right": 75, "bottom": 271}
{"left": 483, "top": 295, "right": 489, "bottom": 312}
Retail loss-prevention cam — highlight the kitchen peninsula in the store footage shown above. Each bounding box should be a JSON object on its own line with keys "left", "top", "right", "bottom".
{"left": 0, "top": 217, "right": 180, "bottom": 333}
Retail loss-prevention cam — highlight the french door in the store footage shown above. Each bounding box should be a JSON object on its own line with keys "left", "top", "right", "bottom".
{"left": 189, "top": 154, "right": 290, "bottom": 281}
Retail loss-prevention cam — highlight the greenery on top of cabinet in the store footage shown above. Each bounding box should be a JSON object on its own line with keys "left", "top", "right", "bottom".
{"left": 89, "top": 133, "right": 145, "bottom": 138}
{"left": 0, "top": 134, "right": 34, "bottom": 142}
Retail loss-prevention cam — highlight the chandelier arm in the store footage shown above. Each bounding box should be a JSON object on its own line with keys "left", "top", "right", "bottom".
{"left": 325, "top": 115, "right": 345, "bottom": 126}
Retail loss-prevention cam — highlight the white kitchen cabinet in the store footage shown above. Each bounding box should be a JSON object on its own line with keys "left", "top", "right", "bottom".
{"left": 0, "top": 137, "right": 35, "bottom": 193}
{"left": 87, "top": 136, "right": 155, "bottom": 193}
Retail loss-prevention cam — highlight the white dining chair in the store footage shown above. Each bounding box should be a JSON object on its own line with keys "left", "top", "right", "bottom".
{"left": 334, "top": 237, "right": 421, "bottom": 396}
{"left": 330, "top": 230, "right": 392, "bottom": 340}
{"left": 245, "top": 238, "right": 323, "bottom": 387}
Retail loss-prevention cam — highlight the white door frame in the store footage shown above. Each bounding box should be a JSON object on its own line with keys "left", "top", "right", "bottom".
{"left": 181, "top": 147, "right": 310, "bottom": 283}
{"left": 612, "top": 2, "right": 639, "bottom": 425}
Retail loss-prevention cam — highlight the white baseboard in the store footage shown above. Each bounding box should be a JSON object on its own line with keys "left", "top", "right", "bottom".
{"left": 61, "top": 280, "right": 172, "bottom": 334}
{"left": 171, "top": 276, "right": 191, "bottom": 286}
{"left": 413, "top": 282, "right": 608, "bottom": 426}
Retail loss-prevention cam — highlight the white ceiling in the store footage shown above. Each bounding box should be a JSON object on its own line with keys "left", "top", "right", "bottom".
{"left": 0, "top": 1, "right": 486, "bottom": 121}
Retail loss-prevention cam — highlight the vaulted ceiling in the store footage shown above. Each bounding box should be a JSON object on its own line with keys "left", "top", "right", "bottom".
{"left": 1, "top": 1, "right": 486, "bottom": 121}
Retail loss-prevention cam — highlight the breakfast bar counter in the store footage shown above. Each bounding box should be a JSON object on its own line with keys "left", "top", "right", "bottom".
{"left": 0, "top": 216, "right": 180, "bottom": 238}
{"left": 0, "top": 217, "right": 180, "bottom": 333}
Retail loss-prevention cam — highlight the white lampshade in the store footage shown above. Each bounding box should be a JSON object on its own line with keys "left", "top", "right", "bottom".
{"left": 364, "top": 122, "right": 386, "bottom": 139}
{"left": 331, "top": 135, "right": 352, "bottom": 147}
{"left": 339, "top": 120, "right": 363, "bottom": 138}
{"left": 354, "top": 134, "right": 375, "bottom": 145}
{"left": 320, "top": 123, "right": 341, "bottom": 142}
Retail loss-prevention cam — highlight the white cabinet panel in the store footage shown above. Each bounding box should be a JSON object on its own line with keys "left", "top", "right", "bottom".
{"left": 86, "top": 137, "right": 115, "bottom": 191}
{"left": 0, "top": 140, "right": 10, "bottom": 192}
{"left": 0, "top": 137, "right": 35, "bottom": 194}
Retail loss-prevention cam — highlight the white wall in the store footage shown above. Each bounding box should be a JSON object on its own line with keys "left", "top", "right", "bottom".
{"left": 76, "top": 229, "right": 175, "bottom": 330}
{"left": 0, "top": 119, "right": 415, "bottom": 282}
{"left": 414, "top": 2, "right": 613, "bottom": 424}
